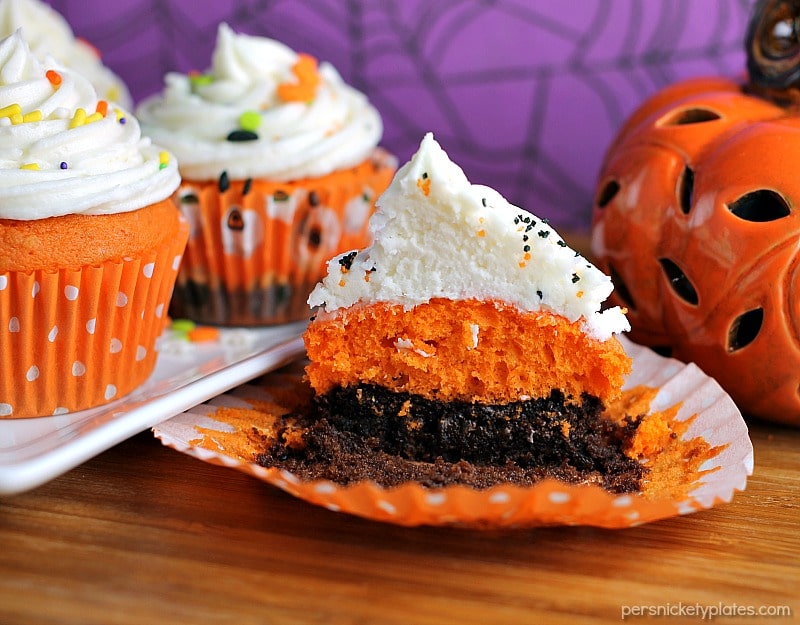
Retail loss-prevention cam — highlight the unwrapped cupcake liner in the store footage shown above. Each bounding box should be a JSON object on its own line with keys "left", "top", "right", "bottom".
{"left": 154, "top": 337, "right": 753, "bottom": 528}
{"left": 0, "top": 218, "right": 189, "bottom": 419}
{"left": 169, "top": 148, "right": 396, "bottom": 326}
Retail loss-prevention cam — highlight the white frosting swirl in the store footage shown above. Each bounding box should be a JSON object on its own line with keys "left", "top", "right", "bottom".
{"left": 308, "top": 133, "right": 630, "bottom": 342}
{"left": 136, "top": 24, "right": 383, "bottom": 181}
{"left": 0, "top": 0, "right": 132, "bottom": 107}
{"left": 0, "top": 30, "right": 180, "bottom": 220}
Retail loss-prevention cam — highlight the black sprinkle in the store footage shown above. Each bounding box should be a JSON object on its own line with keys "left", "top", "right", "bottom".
{"left": 338, "top": 251, "right": 357, "bottom": 271}
{"left": 522, "top": 235, "right": 529, "bottom": 242}
{"left": 536, "top": 290, "right": 543, "bottom": 299}
{"left": 309, "top": 191, "right": 320, "bottom": 207}
{"left": 218, "top": 171, "right": 230, "bottom": 193}
{"left": 538, "top": 230, "right": 550, "bottom": 238}
{"left": 557, "top": 240, "right": 567, "bottom": 247}
{"left": 59, "top": 161, "right": 68, "bottom": 170}
{"left": 274, "top": 190, "right": 289, "bottom": 201}
{"left": 482, "top": 198, "right": 488, "bottom": 207}
{"left": 574, "top": 252, "right": 581, "bottom": 257}
{"left": 227, "top": 130, "right": 259, "bottom": 142}
{"left": 541, "top": 218, "right": 550, "bottom": 224}
{"left": 572, "top": 273, "right": 581, "bottom": 283}
{"left": 523, "top": 245, "right": 531, "bottom": 252}
{"left": 525, "top": 224, "right": 534, "bottom": 232}
{"left": 514, "top": 217, "right": 520, "bottom": 224}
{"left": 242, "top": 178, "right": 253, "bottom": 196}
{"left": 422, "top": 172, "right": 428, "bottom": 179}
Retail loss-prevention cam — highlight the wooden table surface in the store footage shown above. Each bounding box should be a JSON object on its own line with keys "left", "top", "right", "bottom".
{"left": 0, "top": 416, "right": 797, "bottom": 625}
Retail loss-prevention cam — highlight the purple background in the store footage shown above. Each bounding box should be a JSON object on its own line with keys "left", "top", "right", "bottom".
{"left": 48, "top": 0, "right": 754, "bottom": 231}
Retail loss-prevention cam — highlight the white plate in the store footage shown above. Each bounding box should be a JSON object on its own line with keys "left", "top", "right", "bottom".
{"left": 0, "top": 322, "right": 306, "bottom": 496}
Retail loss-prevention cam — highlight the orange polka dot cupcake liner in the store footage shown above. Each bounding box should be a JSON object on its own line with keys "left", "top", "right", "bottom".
{"left": 169, "top": 148, "right": 396, "bottom": 326}
{"left": 0, "top": 218, "right": 190, "bottom": 419}
{"left": 154, "top": 338, "right": 754, "bottom": 529}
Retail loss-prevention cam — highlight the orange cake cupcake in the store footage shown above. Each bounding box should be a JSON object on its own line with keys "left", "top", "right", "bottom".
{"left": 0, "top": 31, "right": 185, "bottom": 418}
{"left": 254, "top": 134, "right": 646, "bottom": 492}
{"left": 137, "top": 24, "right": 395, "bottom": 325}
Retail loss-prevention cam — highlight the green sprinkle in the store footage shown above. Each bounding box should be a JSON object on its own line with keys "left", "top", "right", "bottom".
{"left": 239, "top": 110, "right": 262, "bottom": 132}
{"left": 171, "top": 319, "right": 197, "bottom": 333}
{"left": 189, "top": 74, "right": 213, "bottom": 89}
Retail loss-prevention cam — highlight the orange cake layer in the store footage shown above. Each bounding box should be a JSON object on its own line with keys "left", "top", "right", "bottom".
{"left": 0, "top": 199, "right": 181, "bottom": 272}
{"left": 305, "top": 298, "right": 632, "bottom": 405}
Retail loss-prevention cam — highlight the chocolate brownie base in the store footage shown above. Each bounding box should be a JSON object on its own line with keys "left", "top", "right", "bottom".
{"left": 255, "top": 384, "right": 647, "bottom": 493}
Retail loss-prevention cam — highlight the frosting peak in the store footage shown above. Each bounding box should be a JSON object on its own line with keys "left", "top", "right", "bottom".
{"left": 0, "top": 30, "right": 179, "bottom": 220}
{"left": 0, "top": 0, "right": 132, "bottom": 107}
{"left": 308, "top": 133, "right": 630, "bottom": 341}
{"left": 136, "top": 24, "right": 383, "bottom": 182}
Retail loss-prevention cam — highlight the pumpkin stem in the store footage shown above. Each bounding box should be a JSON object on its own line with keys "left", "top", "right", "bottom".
{"left": 745, "top": 0, "right": 800, "bottom": 103}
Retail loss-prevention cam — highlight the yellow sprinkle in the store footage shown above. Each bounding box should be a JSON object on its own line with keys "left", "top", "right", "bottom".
{"left": 576, "top": 291, "right": 584, "bottom": 298}
{"left": 22, "top": 110, "right": 42, "bottom": 123}
{"left": 10, "top": 113, "right": 22, "bottom": 125}
{"left": 159, "top": 151, "right": 169, "bottom": 165}
{"left": 115, "top": 108, "right": 124, "bottom": 121}
{"left": 0, "top": 104, "right": 21, "bottom": 118}
{"left": 20, "top": 163, "right": 39, "bottom": 170}
{"left": 69, "top": 108, "right": 87, "bottom": 128}
{"left": 85, "top": 112, "right": 103, "bottom": 124}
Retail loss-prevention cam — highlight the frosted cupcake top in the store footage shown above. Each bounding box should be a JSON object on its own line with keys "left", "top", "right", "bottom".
{"left": 0, "top": 0, "right": 132, "bottom": 107}
{"left": 0, "top": 30, "right": 180, "bottom": 220}
{"left": 308, "top": 133, "right": 630, "bottom": 341}
{"left": 136, "top": 24, "right": 383, "bottom": 182}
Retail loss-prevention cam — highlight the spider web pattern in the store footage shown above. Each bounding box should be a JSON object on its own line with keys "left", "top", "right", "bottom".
{"left": 49, "top": 0, "right": 754, "bottom": 230}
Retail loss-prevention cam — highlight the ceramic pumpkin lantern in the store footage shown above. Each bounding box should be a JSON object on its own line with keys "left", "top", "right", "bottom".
{"left": 591, "top": 0, "right": 800, "bottom": 427}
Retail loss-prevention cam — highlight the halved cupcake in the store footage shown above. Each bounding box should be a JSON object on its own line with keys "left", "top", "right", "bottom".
{"left": 252, "top": 133, "right": 644, "bottom": 492}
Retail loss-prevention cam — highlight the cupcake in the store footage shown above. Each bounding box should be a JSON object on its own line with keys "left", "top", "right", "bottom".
{"left": 0, "top": 30, "right": 185, "bottom": 418}
{"left": 253, "top": 134, "right": 651, "bottom": 492}
{"left": 136, "top": 24, "right": 396, "bottom": 326}
{"left": 0, "top": 0, "right": 132, "bottom": 108}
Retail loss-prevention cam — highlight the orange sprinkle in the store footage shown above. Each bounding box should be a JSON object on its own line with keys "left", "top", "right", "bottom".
{"left": 519, "top": 261, "right": 527, "bottom": 268}
{"left": 417, "top": 177, "right": 431, "bottom": 196}
{"left": 576, "top": 291, "right": 584, "bottom": 298}
{"left": 277, "top": 54, "right": 321, "bottom": 103}
{"left": 187, "top": 326, "right": 220, "bottom": 342}
{"left": 524, "top": 252, "right": 531, "bottom": 261}
{"left": 477, "top": 229, "right": 486, "bottom": 237}
{"left": 46, "top": 70, "right": 62, "bottom": 87}
{"left": 338, "top": 279, "right": 346, "bottom": 287}
{"left": 96, "top": 100, "right": 108, "bottom": 117}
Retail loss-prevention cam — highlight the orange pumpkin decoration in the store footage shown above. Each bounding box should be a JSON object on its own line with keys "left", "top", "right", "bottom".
{"left": 591, "top": 0, "right": 800, "bottom": 426}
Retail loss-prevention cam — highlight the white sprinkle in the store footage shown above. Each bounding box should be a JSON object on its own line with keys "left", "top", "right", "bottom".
{"left": 376, "top": 500, "right": 397, "bottom": 515}
{"left": 314, "top": 482, "right": 337, "bottom": 494}
{"left": 425, "top": 493, "right": 447, "bottom": 506}
{"left": 548, "top": 491, "right": 571, "bottom": 504}
{"left": 612, "top": 495, "right": 633, "bottom": 507}
{"left": 489, "top": 491, "right": 511, "bottom": 504}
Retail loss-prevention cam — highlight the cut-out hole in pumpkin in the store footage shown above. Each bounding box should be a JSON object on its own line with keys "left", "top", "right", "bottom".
{"left": 595, "top": 179, "right": 620, "bottom": 209}
{"left": 608, "top": 263, "right": 636, "bottom": 311}
{"left": 678, "top": 166, "right": 694, "bottom": 214}
{"left": 728, "top": 307, "right": 764, "bottom": 352}
{"left": 658, "top": 258, "right": 699, "bottom": 305}
{"left": 728, "top": 189, "right": 791, "bottom": 222}
{"left": 659, "top": 108, "right": 721, "bottom": 126}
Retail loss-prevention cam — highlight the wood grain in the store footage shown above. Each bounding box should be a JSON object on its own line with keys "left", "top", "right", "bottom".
{"left": 0, "top": 418, "right": 797, "bottom": 625}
